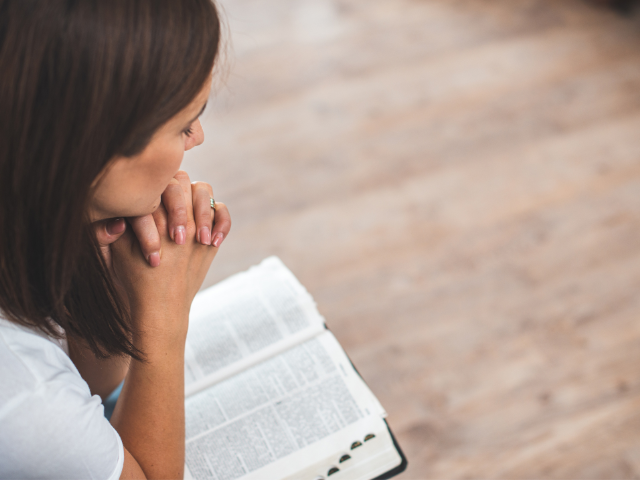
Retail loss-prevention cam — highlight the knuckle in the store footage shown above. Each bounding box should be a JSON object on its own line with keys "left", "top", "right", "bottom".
{"left": 174, "top": 170, "right": 190, "bottom": 182}
{"left": 192, "top": 181, "right": 213, "bottom": 195}
{"left": 138, "top": 233, "right": 160, "bottom": 251}
{"left": 164, "top": 184, "right": 182, "bottom": 197}
{"left": 170, "top": 204, "right": 188, "bottom": 220}
{"left": 214, "top": 216, "right": 231, "bottom": 231}
{"left": 212, "top": 204, "right": 230, "bottom": 222}
{"left": 197, "top": 210, "right": 211, "bottom": 222}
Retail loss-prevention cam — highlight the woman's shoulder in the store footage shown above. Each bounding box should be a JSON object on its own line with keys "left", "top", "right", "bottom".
{"left": 0, "top": 316, "right": 124, "bottom": 480}
{"left": 0, "top": 316, "right": 79, "bottom": 393}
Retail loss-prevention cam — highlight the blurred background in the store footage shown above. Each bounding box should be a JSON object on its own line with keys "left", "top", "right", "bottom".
{"left": 184, "top": 0, "right": 640, "bottom": 477}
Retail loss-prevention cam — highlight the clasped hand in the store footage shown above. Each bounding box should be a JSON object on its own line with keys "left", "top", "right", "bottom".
{"left": 93, "top": 170, "right": 231, "bottom": 269}
{"left": 92, "top": 171, "right": 231, "bottom": 335}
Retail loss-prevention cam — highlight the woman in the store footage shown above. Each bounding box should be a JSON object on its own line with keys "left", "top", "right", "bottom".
{"left": 0, "top": 0, "right": 231, "bottom": 478}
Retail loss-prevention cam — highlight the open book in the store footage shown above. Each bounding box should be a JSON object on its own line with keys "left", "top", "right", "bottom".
{"left": 183, "top": 257, "right": 407, "bottom": 480}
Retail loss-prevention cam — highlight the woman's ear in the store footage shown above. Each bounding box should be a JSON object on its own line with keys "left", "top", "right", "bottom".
{"left": 185, "top": 120, "right": 204, "bottom": 151}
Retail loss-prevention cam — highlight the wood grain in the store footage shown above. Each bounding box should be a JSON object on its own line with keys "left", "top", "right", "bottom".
{"left": 184, "top": 1, "right": 640, "bottom": 477}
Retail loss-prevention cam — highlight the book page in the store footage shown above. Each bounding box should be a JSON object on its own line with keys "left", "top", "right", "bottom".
{"left": 185, "top": 257, "right": 325, "bottom": 395}
{"left": 271, "top": 418, "right": 401, "bottom": 480}
{"left": 183, "top": 331, "right": 391, "bottom": 480}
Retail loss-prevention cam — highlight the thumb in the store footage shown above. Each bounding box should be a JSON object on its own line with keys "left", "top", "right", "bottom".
{"left": 94, "top": 218, "right": 127, "bottom": 246}
{"left": 93, "top": 218, "right": 126, "bottom": 268}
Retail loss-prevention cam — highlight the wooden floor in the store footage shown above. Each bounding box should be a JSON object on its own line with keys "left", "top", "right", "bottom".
{"left": 184, "top": 1, "right": 640, "bottom": 478}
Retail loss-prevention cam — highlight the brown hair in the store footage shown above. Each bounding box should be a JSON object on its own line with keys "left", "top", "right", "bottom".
{"left": 0, "top": 0, "right": 221, "bottom": 358}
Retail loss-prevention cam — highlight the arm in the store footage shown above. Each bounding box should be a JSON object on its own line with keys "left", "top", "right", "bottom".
{"left": 108, "top": 172, "right": 230, "bottom": 479}
{"left": 112, "top": 310, "right": 189, "bottom": 479}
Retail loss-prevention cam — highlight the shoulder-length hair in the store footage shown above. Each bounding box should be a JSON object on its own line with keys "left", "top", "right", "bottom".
{"left": 0, "top": 0, "right": 221, "bottom": 359}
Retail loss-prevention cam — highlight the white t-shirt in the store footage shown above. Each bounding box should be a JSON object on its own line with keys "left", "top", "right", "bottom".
{"left": 0, "top": 317, "right": 124, "bottom": 480}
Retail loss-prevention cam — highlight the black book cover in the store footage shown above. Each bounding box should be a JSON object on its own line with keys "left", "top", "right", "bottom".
{"left": 324, "top": 325, "right": 408, "bottom": 479}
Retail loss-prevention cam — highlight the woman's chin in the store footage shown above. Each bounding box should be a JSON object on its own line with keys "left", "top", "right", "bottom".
{"left": 123, "top": 203, "right": 161, "bottom": 219}
{"left": 88, "top": 201, "right": 161, "bottom": 222}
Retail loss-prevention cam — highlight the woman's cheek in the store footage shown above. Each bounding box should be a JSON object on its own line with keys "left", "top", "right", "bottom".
{"left": 171, "top": 137, "right": 186, "bottom": 171}
{"left": 152, "top": 140, "right": 185, "bottom": 185}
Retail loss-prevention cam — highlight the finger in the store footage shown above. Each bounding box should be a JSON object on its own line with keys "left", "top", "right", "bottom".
{"left": 94, "top": 218, "right": 126, "bottom": 247}
{"left": 151, "top": 201, "right": 169, "bottom": 235}
{"left": 93, "top": 218, "right": 126, "bottom": 268}
{"left": 173, "top": 170, "right": 194, "bottom": 220}
{"left": 162, "top": 179, "right": 188, "bottom": 245}
{"left": 127, "top": 214, "right": 161, "bottom": 267}
{"left": 191, "top": 182, "right": 214, "bottom": 245}
{"left": 210, "top": 202, "right": 231, "bottom": 248}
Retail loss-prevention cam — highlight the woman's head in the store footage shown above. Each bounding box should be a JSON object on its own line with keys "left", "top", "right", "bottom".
{"left": 0, "top": 0, "right": 221, "bottom": 357}
{"left": 89, "top": 76, "right": 212, "bottom": 221}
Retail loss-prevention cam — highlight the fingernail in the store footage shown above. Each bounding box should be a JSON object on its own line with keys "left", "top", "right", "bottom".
{"left": 148, "top": 252, "right": 160, "bottom": 267}
{"left": 174, "top": 226, "right": 186, "bottom": 245}
{"left": 199, "top": 227, "right": 211, "bottom": 245}
{"left": 106, "top": 218, "right": 125, "bottom": 236}
{"left": 212, "top": 232, "right": 224, "bottom": 248}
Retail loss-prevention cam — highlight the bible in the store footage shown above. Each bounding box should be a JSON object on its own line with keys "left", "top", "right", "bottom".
{"left": 183, "top": 256, "right": 407, "bottom": 480}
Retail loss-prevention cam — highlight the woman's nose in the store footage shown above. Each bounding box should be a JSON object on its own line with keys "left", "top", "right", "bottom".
{"left": 185, "top": 119, "right": 205, "bottom": 151}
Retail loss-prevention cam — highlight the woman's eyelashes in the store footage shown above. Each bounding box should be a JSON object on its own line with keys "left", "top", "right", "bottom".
{"left": 183, "top": 125, "right": 194, "bottom": 137}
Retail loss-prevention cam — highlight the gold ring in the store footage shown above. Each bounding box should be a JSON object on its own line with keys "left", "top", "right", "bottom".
{"left": 210, "top": 197, "right": 216, "bottom": 211}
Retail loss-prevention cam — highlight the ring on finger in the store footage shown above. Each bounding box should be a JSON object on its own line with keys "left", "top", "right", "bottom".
{"left": 210, "top": 197, "right": 217, "bottom": 211}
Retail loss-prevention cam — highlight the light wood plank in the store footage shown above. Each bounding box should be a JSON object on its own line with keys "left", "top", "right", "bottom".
{"left": 184, "top": 1, "right": 640, "bottom": 477}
